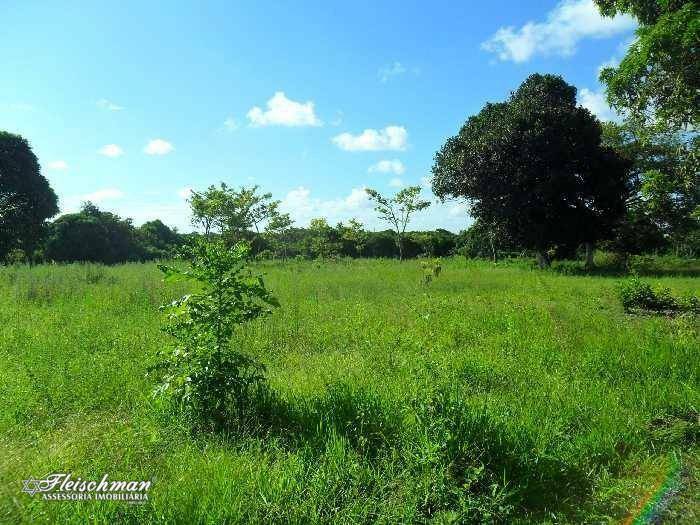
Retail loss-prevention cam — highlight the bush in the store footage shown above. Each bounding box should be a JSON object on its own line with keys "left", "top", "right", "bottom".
{"left": 4, "top": 248, "right": 27, "bottom": 265}
{"left": 152, "top": 240, "right": 279, "bottom": 430}
{"left": 618, "top": 276, "right": 698, "bottom": 313}
{"left": 420, "top": 258, "right": 442, "bottom": 284}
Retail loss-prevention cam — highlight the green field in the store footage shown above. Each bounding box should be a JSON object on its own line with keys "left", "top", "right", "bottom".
{"left": 1, "top": 258, "right": 698, "bottom": 523}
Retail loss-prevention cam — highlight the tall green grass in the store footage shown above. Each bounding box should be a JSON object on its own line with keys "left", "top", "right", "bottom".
{"left": 0, "top": 258, "right": 698, "bottom": 523}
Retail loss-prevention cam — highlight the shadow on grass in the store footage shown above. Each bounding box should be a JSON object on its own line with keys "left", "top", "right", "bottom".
{"left": 549, "top": 261, "right": 700, "bottom": 278}
{"left": 198, "top": 381, "right": 602, "bottom": 519}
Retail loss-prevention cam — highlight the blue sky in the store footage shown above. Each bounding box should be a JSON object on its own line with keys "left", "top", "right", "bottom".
{"left": 1, "top": 0, "right": 636, "bottom": 232}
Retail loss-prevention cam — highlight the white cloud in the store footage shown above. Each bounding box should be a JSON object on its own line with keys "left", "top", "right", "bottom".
{"left": 47, "top": 160, "right": 68, "bottom": 170}
{"left": 96, "top": 99, "right": 124, "bottom": 111}
{"left": 388, "top": 177, "right": 404, "bottom": 188}
{"left": 98, "top": 144, "right": 124, "bottom": 157}
{"left": 579, "top": 87, "right": 621, "bottom": 122}
{"left": 279, "top": 186, "right": 371, "bottom": 226}
{"left": 332, "top": 126, "right": 408, "bottom": 152}
{"left": 344, "top": 187, "right": 368, "bottom": 209}
{"left": 177, "top": 187, "right": 193, "bottom": 199}
{"left": 247, "top": 91, "right": 322, "bottom": 127}
{"left": 481, "top": 0, "right": 636, "bottom": 63}
{"left": 144, "top": 139, "right": 174, "bottom": 155}
{"left": 368, "top": 159, "right": 405, "bottom": 175}
{"left": 223, "top": 117, "right": 238, "bottom": 131}
{"left": 82, "top": 188, "right": 124, "bottom": 203}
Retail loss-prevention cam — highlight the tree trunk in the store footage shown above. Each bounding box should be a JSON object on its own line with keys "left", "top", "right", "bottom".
{"left": 535, "top": 251, "right": 550, "bottom": 269}
{"left": 397, "top": 235, "right": 403, "bottom": 260}
{"left": 584, "top": 242, "right": 595, "bottom": 270}
{"left": 489, "top": 233, "right": 496, "bottom": 263}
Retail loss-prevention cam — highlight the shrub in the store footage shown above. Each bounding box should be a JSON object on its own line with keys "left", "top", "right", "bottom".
{"left": 618, "top": 276, "right": 698, "bottom": 313}
{"left": 4, "top": 248, "right": 27, "bottom": 265}
{"left": 420, "top": 258, "right": 442, "bottom": 284}
{"left": 152, "top": 239, "right": 279, "bottom": 430}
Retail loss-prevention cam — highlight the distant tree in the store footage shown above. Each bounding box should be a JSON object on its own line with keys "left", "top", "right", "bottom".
{"left": 136, "top": 219, "right": 182, "bottom": 258}
{"left": 337, "top": 218, "right": 368, "bottom": 257}
{"left": 264, "top": 203, "right": 294, "bottom": 259}
{"left": 308, "top": 217, "right": 341, "bottom": 259}
{"left": 0, "top": 131, "right": 58, "bottom": 261}
{"left": 595, "top": 0, "right": 699, "bottom": 134}
{"left": 45, "top": 202, "right": 142, "bottom": 263}
{"left": 432, "top": 74, "right": 631, "bottom": 268}
{"left": 228, "top": 185, "right": 278, "bottom": 236}
{"left": 188, "top": 183, "right": 278, "bottom": 249}
{"left": 456, "top": 220, "right": 517, "bottom": 261}
{"left": 365, "top": 186, "right": 431, "bottom": 260}
{"left": 189, "top": 184, "right": 232, "bottom": 237}
{"left": 408, "top": 229, "right": 457, "bottom": 258}
{"left": 364, "top": 230, "right": 398, "bottom": 258}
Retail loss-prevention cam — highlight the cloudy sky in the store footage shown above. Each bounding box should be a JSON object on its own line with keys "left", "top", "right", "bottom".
{"left": 1, "top": 0, "right": 636, "bottom": 232}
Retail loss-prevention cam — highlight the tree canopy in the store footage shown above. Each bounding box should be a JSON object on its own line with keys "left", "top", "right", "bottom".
{"left": 431, "top": 74, "right": 632, "bottom": 266}
{"left": 44, "top": 202, "right": 142, "bottom": 264}
{"left": 0, "top": 131, "right": 58, "bottom": 260}
{"left": 595, "top": 0, "right": 699, "bottom": 133}
{"left": 602, "top": 121, "right": 699, "bottom": 255}
{"left": 189, "top": 183, "right": 279, "bottom": 246}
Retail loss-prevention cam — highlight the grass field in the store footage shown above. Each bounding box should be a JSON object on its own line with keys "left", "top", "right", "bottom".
{"left": 1, "top": 257, "right": 698, "bottom": 523}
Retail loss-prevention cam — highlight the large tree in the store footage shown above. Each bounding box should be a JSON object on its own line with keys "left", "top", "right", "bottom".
{"left": 594, "top": 0, "right": 699, "bottom": 134}
{"left": 431, "top": 74, "right": 631, "bottom": 268}
{"left": 0, "top": 131, "right": 58, "bottom": 261}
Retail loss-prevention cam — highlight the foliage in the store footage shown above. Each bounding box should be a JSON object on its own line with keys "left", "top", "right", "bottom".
{"left": 44, "top": 202, "right": 143, "bottom": 264}
{"left": 307, "top": 217, "right": 342, "bottom": 259}
{"left": 264, "top": 204, "right": 294, "bottom": 259}
{"left": 432, "top": 74, "right": 632, "bottom": 267}
{"left": 595, "top": 0, "right": 699, "bottom": 134}
{"left": 189, "top": 184, "right": 229, "bottom": 237}
{"left": 365, "top": 186, "right": 431, "bottom": 260}
{"left": 337, "top": 218, "right": 368, "bottom": 257}
{"left": 602, "top": 122, "right": 700, "bottom": 256}
{"left": 188, "top": 183, "right": 279, "bottom": 245}
{"left": 619, "top": 275, "right": 699, "bottom": 313}
{"left": 43, "top": 202, "right": 183, "bottom": 264}
{"left": 0, "top": 131, "right": 59, "bottom": 261}
{"left": 136, "top": 219, "right": 183, "bottom": 259}
{"left": 455, "top": 219, "right": 517, "bottom": 261}
{"left": 154, "top": 240, "right": 279, "bottom": 428}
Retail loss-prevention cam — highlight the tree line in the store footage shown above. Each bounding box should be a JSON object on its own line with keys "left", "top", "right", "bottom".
{"left": 1, "top": 0, "right": 697, "bottom": 266}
